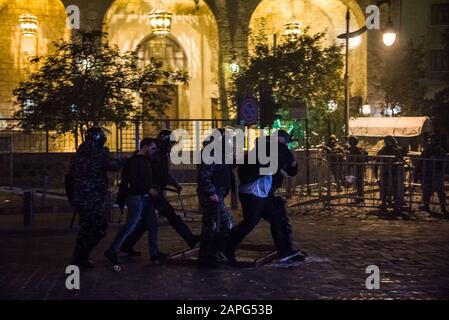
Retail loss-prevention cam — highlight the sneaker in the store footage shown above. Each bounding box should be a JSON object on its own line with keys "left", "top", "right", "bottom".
{"left": 279, "top": 250, "right": 304, "bottom": 263}
{"left": 71, "top": 258, "right": 95, "bottom": 269}
{"left": 120, "top": 247, "right": 142, "bottom": 256}
{"left": 104, "top": 250, "right": 121, "bottom": 265}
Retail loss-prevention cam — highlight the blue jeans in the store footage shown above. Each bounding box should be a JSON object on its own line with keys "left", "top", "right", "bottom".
{"left": 109, "top": 195, "right": 159, "bottom": 256}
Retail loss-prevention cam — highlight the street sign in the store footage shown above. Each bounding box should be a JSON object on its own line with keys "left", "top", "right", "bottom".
{"left": 238, "top": 96, "right": 259, "bottom": 126}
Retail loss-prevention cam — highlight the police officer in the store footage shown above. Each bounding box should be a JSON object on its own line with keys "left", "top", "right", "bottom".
{"left": 70, "top": 127, "right": 122, "bottom": 268}
{"left": 197, "top": 128, "right": 235, "bottom": 268}
{"left": 321, "top": 134, "right": 345, "bottom": 192}
{"left": 269, "top": 130, "right": 306, "bottom": 258}
{"left": 121, "top": 130, "right": 198, "bottom": 256}
{"left": 418, "top": 134, "right": 448, "bottom": 215}
{"left": 345, "top": 136, "right": 368, "bottom": 203}
{"left": 374, "top": 136, "right": 407, "bottom": 218}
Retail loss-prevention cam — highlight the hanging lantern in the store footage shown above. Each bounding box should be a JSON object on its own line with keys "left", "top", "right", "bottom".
{"left": 284, "top": 18, "right": 302, "bottom": 40}
{"left": 19, "top": 14, "right": 38, "bottom": 37}
{"left": 149, "top": 8, "right": 172, "bottom": 36}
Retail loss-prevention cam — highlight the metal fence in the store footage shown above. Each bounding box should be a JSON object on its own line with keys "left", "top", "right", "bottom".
{"left": 0, "top": 118, "right": 238, "bottom": 153}
{"left": 284, "top": 152, "right": 449, "bottom": 213}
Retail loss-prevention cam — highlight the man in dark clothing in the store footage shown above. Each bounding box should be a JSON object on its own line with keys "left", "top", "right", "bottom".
{"left": 120, "top": 130, "right": 198, "bottom": 256}
{"left": 70, "top": 127, "right": 122, "bottom": 268}
{"left": 224, "top": 134, "right": 304, "bottom": 264}
{"left": 321, "top": 135, "right": 345, "bottom": 191}
{"left": 373, "top": 136, "right": 407, "bottom": 217}
{"left": 105, "top": 138, "right": 163, "bottom": 266}
{"left": 417, "top": 134, "right": 448, "bottom": 215}
{"left": 268, "top": 130, "right": 303, "bottom": 256}
{"left": 197, "top": 128, "right": 235, "bottom": 268}
{"left": 345, "top": 136, "right": 368, "bottom": 203}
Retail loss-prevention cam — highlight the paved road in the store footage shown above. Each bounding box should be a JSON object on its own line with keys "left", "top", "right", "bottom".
{"left": 1, "top": 207, "right": 448, "bottom": 300}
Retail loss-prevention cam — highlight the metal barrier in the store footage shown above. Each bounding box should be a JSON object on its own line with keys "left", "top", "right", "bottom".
{"left": 0, "top": 118, "right": 237, "bottom": 153}
{"left": 285, "top": 153, "right": 449, "bottom": 213}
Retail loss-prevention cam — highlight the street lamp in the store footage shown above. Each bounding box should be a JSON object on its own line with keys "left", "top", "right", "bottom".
{"left": 361, "top": 104, "right": 372, "bottom": 116}
{"left": 19, "top": 14, "right": 38, "bottom": 37}
{"left": 284, "top": 0, "right": 302, "bottom": 41}
{"left": 337, "top": 0, "right": 397, "bottom": 136}
{"left": 229, "top": 53, "right": 240, "bottom": 74}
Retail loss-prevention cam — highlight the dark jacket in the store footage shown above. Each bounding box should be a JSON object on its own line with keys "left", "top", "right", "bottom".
{"left": 197, "top": 142, "right": 234, "bottom": 197}
{"left": 151, "top": 152, "right": 178, "bottom": 190}
{"left": 70, "top": 141, "right": 121, "bottom": 208}
{"left": 272, "top": 142, "right": 298, "bottom": 190}
{"left": 121, "top": 154, "right": 154, "bottom": 195}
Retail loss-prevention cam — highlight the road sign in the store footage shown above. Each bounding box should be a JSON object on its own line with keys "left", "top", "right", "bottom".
{"left": 238, "top": 96, "right": 259, "bottom": 126}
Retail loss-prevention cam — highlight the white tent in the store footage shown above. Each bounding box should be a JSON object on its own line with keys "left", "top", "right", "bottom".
{"left": 349, "top": 117, "right": 432, "bottom": 138}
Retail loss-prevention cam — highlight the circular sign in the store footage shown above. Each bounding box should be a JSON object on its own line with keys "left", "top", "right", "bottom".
{"left": 239, "top": 97, "right": 258, "bottom": 125}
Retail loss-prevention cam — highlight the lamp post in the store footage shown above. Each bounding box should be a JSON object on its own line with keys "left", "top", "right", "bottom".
{"left": 337, "top": 0, "right": 397, "bottom": 136}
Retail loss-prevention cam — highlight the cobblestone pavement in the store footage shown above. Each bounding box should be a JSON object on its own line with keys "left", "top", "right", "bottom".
{"left": 1, "top": 205, "right": 448, "bottom": 300}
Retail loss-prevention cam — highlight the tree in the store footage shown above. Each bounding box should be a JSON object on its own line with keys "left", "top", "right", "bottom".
{"left": 13, "top": 30, "right": 189, "bottom": 135}
{"left": 231, "top": 26, "right": 345, "bottom": 144}
{"left": 381, "top": 40, "right": 426, "bottom": 116}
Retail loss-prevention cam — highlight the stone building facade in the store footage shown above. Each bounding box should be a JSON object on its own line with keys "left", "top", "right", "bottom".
{"left": 0, "top": 0, "right": 446, "bottom": 121}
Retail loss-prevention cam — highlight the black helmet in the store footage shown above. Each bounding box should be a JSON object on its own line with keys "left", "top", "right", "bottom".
{"left": 157, "top": 129, "right": 176, "bottom": 152}
{"left": 157, "top": 129, "right": 173, "bottom": 142}
{"left": 348, "top": 135, "right": 358, "bottom": 146}
{"left": 85, "top": 126, "right": 106, "bottom": 146}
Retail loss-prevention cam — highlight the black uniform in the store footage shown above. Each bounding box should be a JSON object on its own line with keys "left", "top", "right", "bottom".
{"left": 121, "top": 151, "right": 197, "bottom": 251}
{"left": 70, "top": 141, "right": 121, "bottom": 265}
{"left": 322, "top": 139, "right": 345, "bottom": 190}
{"left": 374, "top": 142, "right": 405, "bottom": 212}
{"left": 197, "top": 137, "right": 235, "bottom": 267}
{"left": 345, "top": 143, "right": 368, "bottom": 202}
{"left": 270, "top": 141, "right": 298, "bottom": 253}
{"left": 417, "top": 140, "right": 447, "bottom": 212}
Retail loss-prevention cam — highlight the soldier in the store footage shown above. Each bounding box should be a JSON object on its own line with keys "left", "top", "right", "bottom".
{"left": 345, "top": 136, "right": 368, "bottom": 203}
{"left": 269, "top": 130, "right": 306, "bottom": 258}
{"left": 70, "top": 127, "right": 122, "bottom": 268}
{"left": 321, "top": 134, "right": 345, "bottom": 192}
{"left": 120, "top": 130, "right": 198, "bottom": 256}
{"left": 373, "top": 136, "right": 407, "bottom": 218}
{"left": 197, "top": 128, "right": 235, "bottom": 268}
{"left": 417, "top": 134, "right": 448, "bottom": 215}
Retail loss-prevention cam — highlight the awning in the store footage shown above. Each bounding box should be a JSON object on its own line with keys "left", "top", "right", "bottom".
{"left": 349, "top": 117, "right": 432, "bottom": 138}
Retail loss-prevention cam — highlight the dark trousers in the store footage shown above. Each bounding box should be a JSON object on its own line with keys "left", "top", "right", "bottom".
{"left": 72, "top": 205, "right": 108, "bottom": 262}
{"left": 422, "top": 177, "right": 446, "bottom": 208}
{"left": 270, "top": 195, "right": 294, "bottom": 252}
{"left": 122, "top": 194, "right": 195, "bottom": 250}
{"left": 226, "top": 193, "right": 290, "bottom": 256}
{"left": 198, "top": 194, "right": 234, "bottom": 262}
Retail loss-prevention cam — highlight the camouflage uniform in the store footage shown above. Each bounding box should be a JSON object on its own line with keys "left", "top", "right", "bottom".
{"left": 71, "top": 141, "right": 121, "bottom": 263}
{"left": 197, "top": 149, "right": 234, "bottom": 266}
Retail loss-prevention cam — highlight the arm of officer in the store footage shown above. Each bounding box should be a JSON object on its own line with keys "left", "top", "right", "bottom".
{"left": 198, "top": 163, "right": 217, "bottom": 198}
{"left": 102, "top": 149, "right": 123, "bottom": 171}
